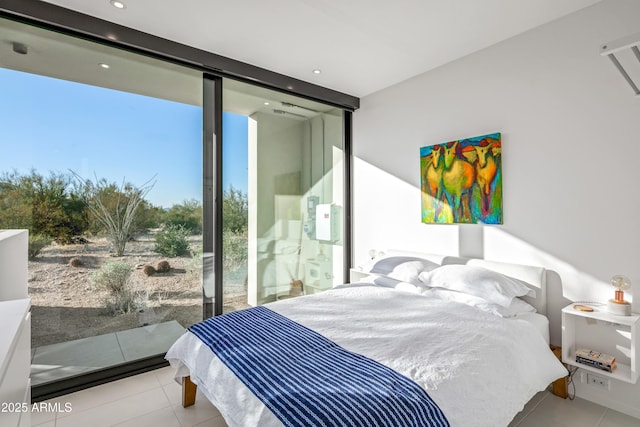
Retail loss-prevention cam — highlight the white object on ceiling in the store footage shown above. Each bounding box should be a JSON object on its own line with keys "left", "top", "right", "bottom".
{"left": 41, "top": 0, "right": 602, "bottom": 97}
{"left": 601, "top": 31, "right": 640, "bottom": 96}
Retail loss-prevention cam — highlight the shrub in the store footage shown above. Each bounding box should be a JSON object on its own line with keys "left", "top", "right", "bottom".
{"left": 28, "top": 234, "right": 53, "bottom": 260}
{"left": 156, "top": 260, "right": 171, "bottom": 273}
{"left": 0, "top": 170, "right": 90, "bottom": 244}
{"left": 91, "top": 261, "right": 143, "bottom": 315}
{"left": 164, "top": 199, "right": 202, "bottom": 234}
{"left": 68, "top": 257, "right": 83, "bottom": 267}
{"left": 222, "top": 229, "right": 248, "bottom": 273}
{"left": 142, "top": 265, "right": 156, "bottom": 276}
{"left": 154, "top": 224, "right": 190, "bottom": 257}
{"left": 223, "top": 186, "right": 248, "bottom": 234}
{"left": 104, "top": 289, "right": 139, "bottom": 315}
{"left": 91, "top": 261, "right": 132, "bottom": 294}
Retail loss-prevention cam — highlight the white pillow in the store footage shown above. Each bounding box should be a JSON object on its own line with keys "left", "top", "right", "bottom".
{"left": 368, "top": 256, "right": 439, "bottom": 284}
{"left": 361, "top": 274, "right": 423, "bottom": 294}
{"left": 418, "top": 265, "right": 535, "bottom": 308}
{"left": 426, "top": 288, "right": 536, "bottom": 317}
{"left": 361, "top": 274, "right": 401, "bottom": 288}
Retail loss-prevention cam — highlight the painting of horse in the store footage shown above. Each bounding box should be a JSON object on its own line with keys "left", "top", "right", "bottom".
{"left": 420, "top": 132, "right": 502, "bottom": 224}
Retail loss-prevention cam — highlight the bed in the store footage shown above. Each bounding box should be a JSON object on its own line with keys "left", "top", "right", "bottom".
{"left": 166, "top": 254, "right": 568, "bottom": 427}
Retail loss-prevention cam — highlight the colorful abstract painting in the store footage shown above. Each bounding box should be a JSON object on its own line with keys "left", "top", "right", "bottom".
{"left": 420, "top": 132, "right": 502, "bottom": 224}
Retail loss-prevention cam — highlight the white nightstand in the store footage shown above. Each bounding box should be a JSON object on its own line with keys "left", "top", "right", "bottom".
{"left": 561, "top": 303, "right": 639, "bottom": 384}
{"left": 349, "top": 268, "right": 369, "bottom": 283}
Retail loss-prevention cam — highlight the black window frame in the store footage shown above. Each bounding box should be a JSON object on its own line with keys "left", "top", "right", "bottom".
{"left": 0, "top": 0, "right": 356, "bottom": 401}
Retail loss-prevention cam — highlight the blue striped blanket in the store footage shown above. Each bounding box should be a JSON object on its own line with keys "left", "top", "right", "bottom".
{"left": 188, "top": 306, "right": 449, "bottom": 427}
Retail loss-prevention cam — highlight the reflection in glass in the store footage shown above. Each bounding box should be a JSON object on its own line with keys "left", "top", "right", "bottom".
{"left": 222, "top": 80, "right": 344, "bottom": 312}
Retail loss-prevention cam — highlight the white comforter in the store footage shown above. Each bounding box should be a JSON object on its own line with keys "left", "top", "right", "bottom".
{"left": 166, "top": 284, "right": 567, "bottom": 427}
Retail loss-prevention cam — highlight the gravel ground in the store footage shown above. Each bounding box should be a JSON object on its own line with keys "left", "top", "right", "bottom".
{"left": 28, "top": 235, "right": 248, "bottom": 347}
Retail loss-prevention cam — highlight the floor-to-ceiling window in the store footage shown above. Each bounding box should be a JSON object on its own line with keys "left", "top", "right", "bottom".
{"left": 0, "top": 17, "right": 204, "bottom": 396}
{"left": 0, "top": 4, "right": 352, "bottom": 400}
{"left": 222, "top": 80, "right": 345, "bottom": 312}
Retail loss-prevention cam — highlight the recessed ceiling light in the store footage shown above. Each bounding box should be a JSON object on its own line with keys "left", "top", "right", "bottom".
{"left": 312, "top": 69, "right": 322, "bottom": 75}
{"left": 99, "top": 63, "right": 110, "bottom": 69}
{"left": 110, "top": 1, "right": 126, "bottom": 9}
{"left": 264, "top": 102, "right": 270, "bottom": 106}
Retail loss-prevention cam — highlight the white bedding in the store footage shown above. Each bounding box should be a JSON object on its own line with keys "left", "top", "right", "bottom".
{"left": 166, "top": 284, "right": 566, "bottom": 427}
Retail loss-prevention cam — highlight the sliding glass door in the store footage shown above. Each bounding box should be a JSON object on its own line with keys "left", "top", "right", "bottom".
{"left": 0, "top": 17, "right": 204, "bottom": 394}
{"left": 0, "top": 12, "right": 350, "bottom": 399}
{"left": 222, "top": 79, "right": 345, "bottom": 312}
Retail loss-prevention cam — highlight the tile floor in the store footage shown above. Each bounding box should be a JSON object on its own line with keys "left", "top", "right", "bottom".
{"left": 32, "top": 366, "right": 640, "bottom": 427}
{"left": 31, "top": 366, "right": 225, "bottom": 427}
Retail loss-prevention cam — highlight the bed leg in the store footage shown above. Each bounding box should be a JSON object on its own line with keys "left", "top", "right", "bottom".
{"left": 182, "top": 376, "right": 197, "bottom": 407}
{"left": 550, "top": 345, "right": 568, "bottom": 399}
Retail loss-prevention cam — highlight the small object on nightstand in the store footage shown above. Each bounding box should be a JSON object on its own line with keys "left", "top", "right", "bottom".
{"left": 575, "top": 348, "right": 617, "bottom": 372}
{"left": 573, "top": 304, "right": 594, "bottom": 312}
{"left": 607, "top": 275, "right": 632, "bottom": 316}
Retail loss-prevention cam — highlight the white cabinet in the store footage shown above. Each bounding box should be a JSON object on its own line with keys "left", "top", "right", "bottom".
{"left": 349, "top": 268, "right": 369, "bottom": 283}
{"left": 0, "top": 230, "right": 28, "bottom": 301}
{"left": 0, "top": 229, "right": 31, "bottom": 427}
{"left": 0, "top": 299, "right": 31, "bottom": 427}
{"left": 562, "top": 304, "right": 639, "bottom": 384}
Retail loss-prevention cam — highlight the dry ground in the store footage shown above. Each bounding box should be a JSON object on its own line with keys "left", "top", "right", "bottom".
{"left": 28, "top": 235, "right": 247, "bottom": 348}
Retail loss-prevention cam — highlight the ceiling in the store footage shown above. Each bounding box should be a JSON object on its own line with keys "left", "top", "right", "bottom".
{"left": 0, "top": 16, "right": 340, "bottom": 117}
{"left": 39, "top": 0, "right": 602, "bottom": 98}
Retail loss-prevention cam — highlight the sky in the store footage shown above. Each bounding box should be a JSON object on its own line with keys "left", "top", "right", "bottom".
{"left": 0, "top": 68, "right": 248, "bottom": 208}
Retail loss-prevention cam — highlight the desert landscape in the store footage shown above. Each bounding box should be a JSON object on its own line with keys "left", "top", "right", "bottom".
{"left": 28, "top": 235, "right": 248, "bottom": 348}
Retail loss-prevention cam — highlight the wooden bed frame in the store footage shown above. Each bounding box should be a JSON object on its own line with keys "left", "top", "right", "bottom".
{"left": 182, "top": 376, "right": 197, "bottom": 407}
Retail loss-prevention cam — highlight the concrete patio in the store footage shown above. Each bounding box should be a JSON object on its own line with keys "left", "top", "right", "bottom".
{"left": 31, "top": 320, "right": 185, "bottom": 385}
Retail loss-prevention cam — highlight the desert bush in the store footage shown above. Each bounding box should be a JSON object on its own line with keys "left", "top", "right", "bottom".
{"left": 142, "top": 265, "right": 156, "bottom": 276}
{"left": 131, "top": 200, "right": 164, "bottom": 235}
{"left": 28, "top": 233, "right": 53, "bottom": 260}
{"left": 104, "top": 287, "right": 141, "bottom": 315}
{"left": 91, "top": 261, "right": 132, "bottom": 294}
{"left": 72, "top": 173, "right": 156, "bottom": 256}
{"left": 0, "top": 170, "right": 89, "bottom": 243}
{"left": 91, "top": 261, "right": 144, "bottom": 315}
{"left": 223, "top": 229, "right": 248, "bottom": 273}
{"left": 164, "top": 199, "right": 202, "bottom": 234}
{"left": 68, "top": 257, "right": 83, "bottom": 267}
{"left": 223, "top": 186, "right": 248, "bottom": 234}
{"left": 154, "top": 224, "right": 190, "bottom": 257}
{"left": 156, "top": 260, "right": 171, "bottom": 273}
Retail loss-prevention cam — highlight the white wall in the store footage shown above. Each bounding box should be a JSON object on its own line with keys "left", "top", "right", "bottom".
{"left": 353, "top": 0, "right": 640, "bottom": 417}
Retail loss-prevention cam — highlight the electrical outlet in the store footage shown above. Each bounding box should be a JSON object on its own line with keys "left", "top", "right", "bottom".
{"left": 587, "top": 373, "right": 610, "bottom": 391}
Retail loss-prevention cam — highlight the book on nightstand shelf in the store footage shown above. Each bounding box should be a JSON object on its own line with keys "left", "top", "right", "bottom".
{"left": 575, "top": 348, "right": 617, "bottom": 372}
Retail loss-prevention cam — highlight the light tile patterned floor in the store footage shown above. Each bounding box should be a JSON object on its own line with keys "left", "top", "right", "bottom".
{"left": 31, "top": 367, "right": 225, "bottom": 427}
{"left": 33, "top": 366, "right": 640, "bottom": 427}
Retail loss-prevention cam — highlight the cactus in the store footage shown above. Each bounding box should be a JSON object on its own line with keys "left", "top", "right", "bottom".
{"left": 68, "top": 257, "right": 83, "bottom": 267}
{"left": 142, "top": 265, "right": 156, "bottom": 276}
{"left": 156, "top": 260, "right": 171, "bottom": 273}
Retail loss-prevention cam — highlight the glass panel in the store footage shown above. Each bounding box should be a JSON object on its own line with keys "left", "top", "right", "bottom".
{"left": 0, "top": 17, "right": 203, "bottom": 386}
{"left": 222, "top": 79, "right": 344, "bottom": 312}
